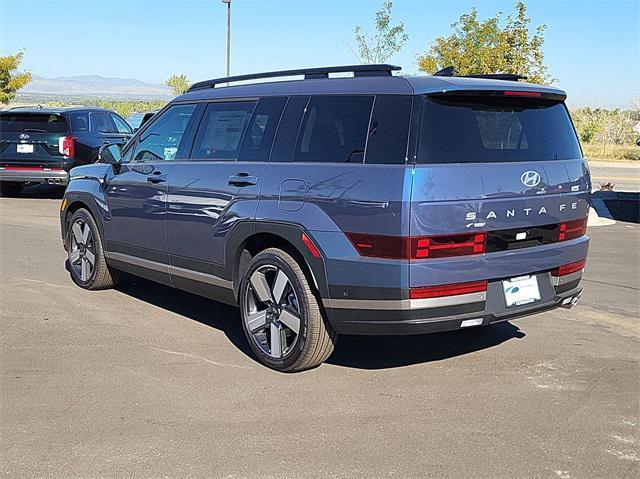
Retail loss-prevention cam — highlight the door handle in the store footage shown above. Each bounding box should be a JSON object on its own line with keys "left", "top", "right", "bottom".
{"left": 228, "top": 173, "right": 258, "bottom": 187}
{"left": 147, "top": 172, "right": 166, "bottom": 184}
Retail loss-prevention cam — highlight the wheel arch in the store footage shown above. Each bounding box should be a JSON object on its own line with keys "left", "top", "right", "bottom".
{"left": 61, "top": 194, "right": 106, "bottom": 243}
{"left": 228, "top": 222, "right": 329, "bottom": 303}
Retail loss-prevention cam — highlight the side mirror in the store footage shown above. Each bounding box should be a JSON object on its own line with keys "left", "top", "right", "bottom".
{"left": 98, "top": 143, "right": 123, "bottom": 165}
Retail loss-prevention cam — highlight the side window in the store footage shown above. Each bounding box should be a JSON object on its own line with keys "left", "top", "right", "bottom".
{"left": 69, "top": 112, "right": 89, "bottom": 132}
{"left": 294, "top": 95, "right": 373, "bottom": 163}
{"left": 110, "top": 114, "right": 133, "bottom": 134}
{"left": 364, "top": 95, "right": 412, "bottom": 164}
{"left": 270, "top": 96, "right": 309, "bottom": 162}
{"left": 238, "top": 97, "right": 287, "bottom": 162}
{"left": 91, "top": 112, "right": 117, "bottom": 133}
{"left": 190, "top": 101, "right": 256, "bottom": 160}
{"left": 131, "top": 104, "right": 196, "bottom": 162}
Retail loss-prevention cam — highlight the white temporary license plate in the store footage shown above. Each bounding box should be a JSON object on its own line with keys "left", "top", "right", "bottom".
{"left": 502, "top": 275, "right": 540, "bottom": 307}
{"left": 17, "top": 144, "right": 34, "bottom": 153}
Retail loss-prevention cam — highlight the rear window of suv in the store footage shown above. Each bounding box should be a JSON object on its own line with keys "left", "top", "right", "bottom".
{"left": 0, "top": 113, "right": 69, "bottom": 133}
{"left": 417, "top": 95, "right": 582, "bottom": 163}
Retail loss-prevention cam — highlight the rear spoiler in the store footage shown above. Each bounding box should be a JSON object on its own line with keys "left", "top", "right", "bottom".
{"left": 427, "top": 89, "right": 567, "bottom": 102}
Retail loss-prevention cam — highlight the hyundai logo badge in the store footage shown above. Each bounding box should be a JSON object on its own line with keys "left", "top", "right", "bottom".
{"left": 521, "top": 170, "right": 541, "bottom": 188}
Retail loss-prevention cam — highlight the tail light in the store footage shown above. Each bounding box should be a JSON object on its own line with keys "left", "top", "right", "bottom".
{"left": 552, "top": 259, "right": 586, "bottom": 277}
{"left": 504, "top": 90, "right": 542, "bottom": 98}
{"left": 58, "top": 136, "right": 75, "bottom": 158}
{"left": 558, "top": 218, "right": 587, "bottom": 241}
{"left": 410, "top": 280, "right": 487, "bottom": 299}
{"left": 346, "top": 232, "right": 486, "bottom": 260}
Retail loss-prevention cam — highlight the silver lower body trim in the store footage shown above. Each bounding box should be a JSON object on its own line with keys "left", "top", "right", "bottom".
{"left": 323, "top": 291, "right": 486, "bottom": 311}
{"left": 104, "top": 252, "right": 233, "bottom": 289}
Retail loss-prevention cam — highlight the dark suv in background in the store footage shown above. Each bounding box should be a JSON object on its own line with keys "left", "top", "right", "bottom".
{"left": 60, "top": 65, "right": 590, "bottom": 372}
{"left": 0, "top": 106, "right": 133, "bottom": 196}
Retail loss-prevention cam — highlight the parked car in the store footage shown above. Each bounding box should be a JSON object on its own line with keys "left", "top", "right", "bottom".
{"left": 60, "top": 64, "right": 590, "bottom": 372}
{"left": 0, "top": 106, "right": 133, "bottom": 196}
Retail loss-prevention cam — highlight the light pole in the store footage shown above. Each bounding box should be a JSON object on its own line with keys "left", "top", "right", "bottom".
{"left": 222, "top": 0, "right": 231, "bottom": 77}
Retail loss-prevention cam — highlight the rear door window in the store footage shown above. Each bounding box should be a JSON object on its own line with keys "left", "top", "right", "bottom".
{"left": 190, "top": 101, "right": 257, "bottom": 160}
{"left": 418, "top": 95, "right": 582, "bottom": 163}
{"left": 91, "top": 112, "right": 117, "bottom": 133}
{"left": 110, "top": 114, "right": 133, "bottom": 134}
{"left": 238, "top": 97, "right": 287, "bottom": 162}
{"left": 294, "top": 95, "right": 374, "bottom": 163}
{"left": 0, "top": 113, "right": 69, "bottom": 133}
{"left": 270, "top": 96, "right": 309, "bottom": 162}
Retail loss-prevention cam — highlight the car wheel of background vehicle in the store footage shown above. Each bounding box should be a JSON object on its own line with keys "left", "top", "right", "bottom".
{"left": 0, "top": 182, "right": 24, "bottom": 197}
{"left": 65, "top": 208, "right": 118, "bottom": 290}
{"left": 239, "top": 248, "right": 337, "bottom": 372}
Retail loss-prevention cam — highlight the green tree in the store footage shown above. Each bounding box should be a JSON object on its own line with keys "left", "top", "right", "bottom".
{"left": 165, "top": 74, "right": 190, "bottom": 96}
{"left": 417, "top": 2, "right": 552, "bottom": 84}
{"left": 348, "top": 1, "right": 408, "bottom": 64}
{"left": 0, "top": 50, "right": 32, "bottom": 105}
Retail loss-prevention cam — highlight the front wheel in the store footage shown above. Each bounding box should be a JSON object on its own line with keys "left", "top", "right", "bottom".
{"left": 65, "top": 208, "right": 118, "bottom": 290}
{"left": 239, "top": 248, "right": 337, "bottom": 372}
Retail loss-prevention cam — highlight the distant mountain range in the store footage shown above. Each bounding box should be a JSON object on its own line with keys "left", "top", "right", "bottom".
{"left": 21, "top": 74, "right": 173, "bottom": 99}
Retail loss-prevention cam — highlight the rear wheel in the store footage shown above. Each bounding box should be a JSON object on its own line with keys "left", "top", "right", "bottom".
{"left": 0, "top": 182, "right": 24, "bottom": 197}
{"left": 239, "top": 248, "right": 336, "bottom": 372}
{"left": 65, "top": 208, "right": 118, "bottom": 290}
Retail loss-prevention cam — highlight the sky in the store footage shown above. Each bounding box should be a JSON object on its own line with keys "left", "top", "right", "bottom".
{"left": 1, "top": 0, "right": 638, "bottom": 108}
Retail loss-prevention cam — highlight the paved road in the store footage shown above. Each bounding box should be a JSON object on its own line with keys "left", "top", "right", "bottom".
{"left": 589, "top": 161, "right": 640, "bottom": 192}
{"left": 1, "top": 190, "right": 638, "bottom": 478}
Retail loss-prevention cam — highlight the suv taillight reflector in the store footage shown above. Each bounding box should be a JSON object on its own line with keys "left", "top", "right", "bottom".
{"left": 346, "top": 232, "right": 486, "bottom": 260}
{"left": 58, "top": 136, "right": 74, "bottom": 158}
{"left": 558, "top": 218, "right": 587, "bottom": 241}
{"left": 552, "top": 259, "right": 586, "bottom": 277}
{"left": 410, "top": 280, "right": 487, "bottom": 299}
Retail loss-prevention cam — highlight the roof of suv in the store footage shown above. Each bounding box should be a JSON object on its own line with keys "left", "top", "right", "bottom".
{"left": 177, "top": 70, "right": 566, "bottom": 102}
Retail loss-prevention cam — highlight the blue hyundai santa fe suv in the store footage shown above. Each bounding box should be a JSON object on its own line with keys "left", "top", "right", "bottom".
{"left": 60, "top": 65, "right": 590, "bottom": 372}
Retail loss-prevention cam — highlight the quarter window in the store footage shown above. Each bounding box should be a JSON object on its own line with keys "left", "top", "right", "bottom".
{"left": 131, "top": 104, "right": 196, "bottom": 162}
{"left": 191, "top": 101, "right": 256, "bottom": 160}
{"left": 294, "top": 95, "right": 373, "bottom": 163}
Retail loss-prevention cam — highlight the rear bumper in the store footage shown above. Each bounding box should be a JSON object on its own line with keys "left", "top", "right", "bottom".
{"left": 324, "top": 273, "right": 583, "bottom": 335}
{"left": 0, "top": 168, "right": 69, "bottom": 184}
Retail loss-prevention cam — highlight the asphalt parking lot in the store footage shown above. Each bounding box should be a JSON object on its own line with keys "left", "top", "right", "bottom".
{"left": 1, "top": 182, "right": 638, "bottom": 478}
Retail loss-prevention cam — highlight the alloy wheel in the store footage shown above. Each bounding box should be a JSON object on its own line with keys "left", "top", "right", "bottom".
{"left": 69, "top": 219, "right": 96, "bottom": 282}
{"left": 242, "top": 264, "right": 302, "bottom": 359}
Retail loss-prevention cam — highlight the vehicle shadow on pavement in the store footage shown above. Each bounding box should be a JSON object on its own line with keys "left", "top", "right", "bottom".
{"left": 328, "top": 323, "right": 525, "bottom": 370}
{"left": 0, "top": 184, "right": 65, "bottom": 199}
{"left": 115, "top": 275, "right": 254, "bottom": 358}
{"left": 115, "top": 275, "right": 526, "bottom": 370}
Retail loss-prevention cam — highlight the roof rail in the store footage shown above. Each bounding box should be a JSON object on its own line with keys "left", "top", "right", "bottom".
{"left": 433, "top": 66, "right": 526, "bottom": 82}
{"left": 7, "top": 104, "right": 44, "bottom": 110}
{"left": 187, "top": 64, "right": 401, "bottom": 92}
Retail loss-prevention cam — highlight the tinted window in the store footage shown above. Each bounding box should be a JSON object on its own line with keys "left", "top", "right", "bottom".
{"left": 238, "top": 97, "right": 286, "bottom": 162}
{"left": 191, "top": 101, "right": 256, "bottom": 160}
{"left": 69, "top": 112, "right": 89, "bottom": 132}
{"left": 0, "top": 113, "right": 68, "bottom": 133}
{"left": 91, "top": 112, "right": 117, "bottom": 133}
{"left": 294, "top": 95, "right": 373, "bottom": 163}
{"left": 131, "top": 104, "right": 196, "bottom": 162}
{"left": 111, "top": 114, "right": 133, "bottom": 134}
{"left": 270, "top": 96, "right": 309, "bottom": 162}
{"left": 418, "top": 96, "right": 582, "bottom": 163}
{"left": 365, "top": 95, "right": 412, "bottom": 164}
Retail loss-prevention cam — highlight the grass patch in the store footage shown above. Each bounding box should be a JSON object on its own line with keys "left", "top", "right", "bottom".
{"left": 583, "top": 143, "right": 639, "bottom": 162}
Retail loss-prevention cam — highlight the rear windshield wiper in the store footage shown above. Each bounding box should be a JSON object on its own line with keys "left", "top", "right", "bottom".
{"left": 23, "top": 128, "right": 48, "bottom": 133}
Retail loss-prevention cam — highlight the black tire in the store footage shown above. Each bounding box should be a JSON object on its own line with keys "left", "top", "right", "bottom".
{"left": 239, "top": 248, "right": 337, "bottom": 372}
{"left": 0, "top": 182, "right": 24, "bottom": 197}
{"left": 65, "top": 208, "right": 118, "bottom": 290}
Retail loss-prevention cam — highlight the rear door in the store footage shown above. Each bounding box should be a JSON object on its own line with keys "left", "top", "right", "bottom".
{"left": 0, "top": 112, "right": 70, "bottom": 169}
{"left": 166, "top": 98, "right": 285, "bottom": 286}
